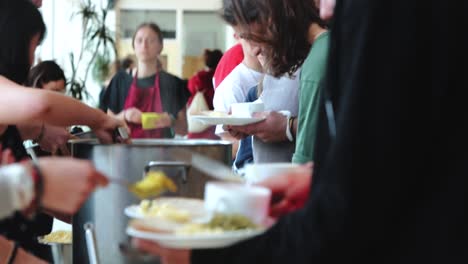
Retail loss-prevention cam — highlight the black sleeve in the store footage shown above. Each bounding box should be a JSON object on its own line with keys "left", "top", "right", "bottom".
{"left": 177, "top": 77, "right": 190, "bottom": 109}
{"left": 99, "top": 70, "right": 132, "bottom": 113}
{"left": 193, "top": 1, "right": 468, "bottom": 263}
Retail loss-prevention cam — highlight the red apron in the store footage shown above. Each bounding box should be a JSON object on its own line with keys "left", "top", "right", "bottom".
{"left": 123, "top": 74, "right": 164, "bottom": 138}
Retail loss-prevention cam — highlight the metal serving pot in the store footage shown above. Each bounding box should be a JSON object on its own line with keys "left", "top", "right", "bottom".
{"left": 69, "top": 139, "right": 232, "bottom": 264}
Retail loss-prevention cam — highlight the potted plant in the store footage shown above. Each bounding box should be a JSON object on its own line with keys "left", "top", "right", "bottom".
{"left": 67, "top": 0, "right": 117, "bottom": 101}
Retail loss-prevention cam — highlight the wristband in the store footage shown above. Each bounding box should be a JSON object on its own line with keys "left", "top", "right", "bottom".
{"left": 32, "top": 162, "right": 44, "bottom": 206}
{"left": 4, "top": 164, "right": 35, "bottom": 213}
{"left": 23, "top": 162, "right": 44, "bottom": 217}
{"left": 289, "top": 116, "right": 296, "bottom": 141}
{"left": 284, "top": 113, "right": 294, "bottom": 142}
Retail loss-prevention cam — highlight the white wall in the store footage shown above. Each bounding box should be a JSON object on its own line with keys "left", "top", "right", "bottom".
{"left": 39, "top": 0, "right": 116, "bottom": 107}
{"left": 119, "top": 10, "right": 177, "bottom": 39}
{"left": 183, "top": 11, "right": 226, "bottom": 56}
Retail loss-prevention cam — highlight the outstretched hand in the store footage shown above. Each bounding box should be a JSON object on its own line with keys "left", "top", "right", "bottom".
{"left": 258, "top": 162, "right": 313, "bottom": 218}
{"left": 38, "top": 157, "right": 109, "bottom": 214}
{"left": 227, "top": 111, "right": 288, "bottom": 142}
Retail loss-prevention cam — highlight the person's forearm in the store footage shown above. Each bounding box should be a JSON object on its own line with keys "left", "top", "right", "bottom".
{"left": 32, "top": 90, "right": 108, "bottom": 129}
{"left": 0, "top": 76, "right": 108, "bottom": 128}
{"left": 0, "top": 236, "right": 47, "bottom": 264}
{"left": 0, "top": 236, "right": 14, "bottom": 263}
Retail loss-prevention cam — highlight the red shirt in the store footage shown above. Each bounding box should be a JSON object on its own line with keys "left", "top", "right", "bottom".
{"left": 187, "top": 69, "right": 215, "bottom": 110}
{"left": 213, "top": 44, "right": 244, "bottom": 89}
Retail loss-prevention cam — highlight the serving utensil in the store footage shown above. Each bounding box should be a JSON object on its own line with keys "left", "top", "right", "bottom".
{"left": 169, "top": 148, "right": 244, "bottom": 183}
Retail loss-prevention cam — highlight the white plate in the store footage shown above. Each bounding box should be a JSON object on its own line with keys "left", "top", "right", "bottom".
{"left": 191, "top": 115, "right": 265, "bottom": 126}
{"left": 124, "top": 198, "right": 207, "bottom": 220}
{"left": 126, "top": 226, "right": 266, "bottom": 249}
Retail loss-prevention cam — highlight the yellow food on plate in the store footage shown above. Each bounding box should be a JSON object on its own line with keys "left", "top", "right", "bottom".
{"left": 40, "top": 230, "right": 72, "bottom": 244}
{"left": 206, "top": 213, "right": 258, "bottom": 231}
{"left": 177, "top": 213, "right": 258, "bottom": 235}
{"left": 130, "top": 171, "right": 177, "bottom": 199}
{"left": 130, "top": 210, "right": 260, "bottom": 236}
{"left": 141, "top": 112, "right": 161, "bottom": 130}
{"left": 139, "top": 200, "right": 191, "bottom": 223}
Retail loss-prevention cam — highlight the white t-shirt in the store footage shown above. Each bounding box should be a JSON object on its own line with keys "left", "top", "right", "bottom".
{"left": 213, "top": 63, "right": 263, "bottom": 134}
{"left": 259, "top": 70, "right": 300, "bottom": 115}
{"left": 253, "top": 70, "right": 301, "bottom": 163}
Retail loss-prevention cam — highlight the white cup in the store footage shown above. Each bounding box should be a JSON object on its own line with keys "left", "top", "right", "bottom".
{"left": 244, "top": 162, "right": 301, "bottom": 184}
{"left": 230, "top": 102, "right": 265, "bottom": 117}
{"left": 204, "top": 182, "right": 271, "bottom": 225}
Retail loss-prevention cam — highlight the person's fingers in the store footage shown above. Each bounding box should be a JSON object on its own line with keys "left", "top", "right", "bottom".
{"left": 231, "top": 125, "right": 256, "bottom": 135}
{"left": 234, "top": 133, "right": 247, "bottom": 140}
{"left": 257, "top": 174, "right": 290, "bottom": 193}
{"left": 303, "top": 162, "right": 314, "bottom": 170}
{"left": 51, "top": 145, "right": 58, "bottom": 156}
{"left": 269, "top": 199, "right": 291, "bottom": 218}
{"left": 107, "top": 109, "right": 116, "bottom": 117}
{"left": 69, "top": 134, "right": 79, "bottom": 140}
{"left": 2, "top": 149, "right": 14, "bottom": 164}
{"left": 132, "top": 238, "right": 164, "bottom": 256}
{"left": 252, "top": 112, "right": 267, "bottom": 118}
{"left": 59, "top": 145, "right": 70, "bottom": 156}
{"left": 94, "top": 171, "right": 109, "bottom": 187}
{"left": 95, "top": 130, "right": 113, "bottom": 144}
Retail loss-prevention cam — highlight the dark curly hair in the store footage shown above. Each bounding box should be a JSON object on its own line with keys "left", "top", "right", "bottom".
{"left": 222, "top": 0, "right": 326, "bottom": 77}
{"left": 0, "top": 0, "right": 46, "bottom": 84}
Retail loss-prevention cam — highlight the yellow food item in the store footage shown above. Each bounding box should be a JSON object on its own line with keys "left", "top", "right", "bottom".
{"left": 141, "top": 112, "right": 161, "bottom": 130}
{"left": 40, "top": 230, "right": 72, "bottom": 244}
{"left": 139, "top": 200, "right": 190, "bottom": 223}
{"left": 130, "top": 171, "right": 177, "bottom": 199}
